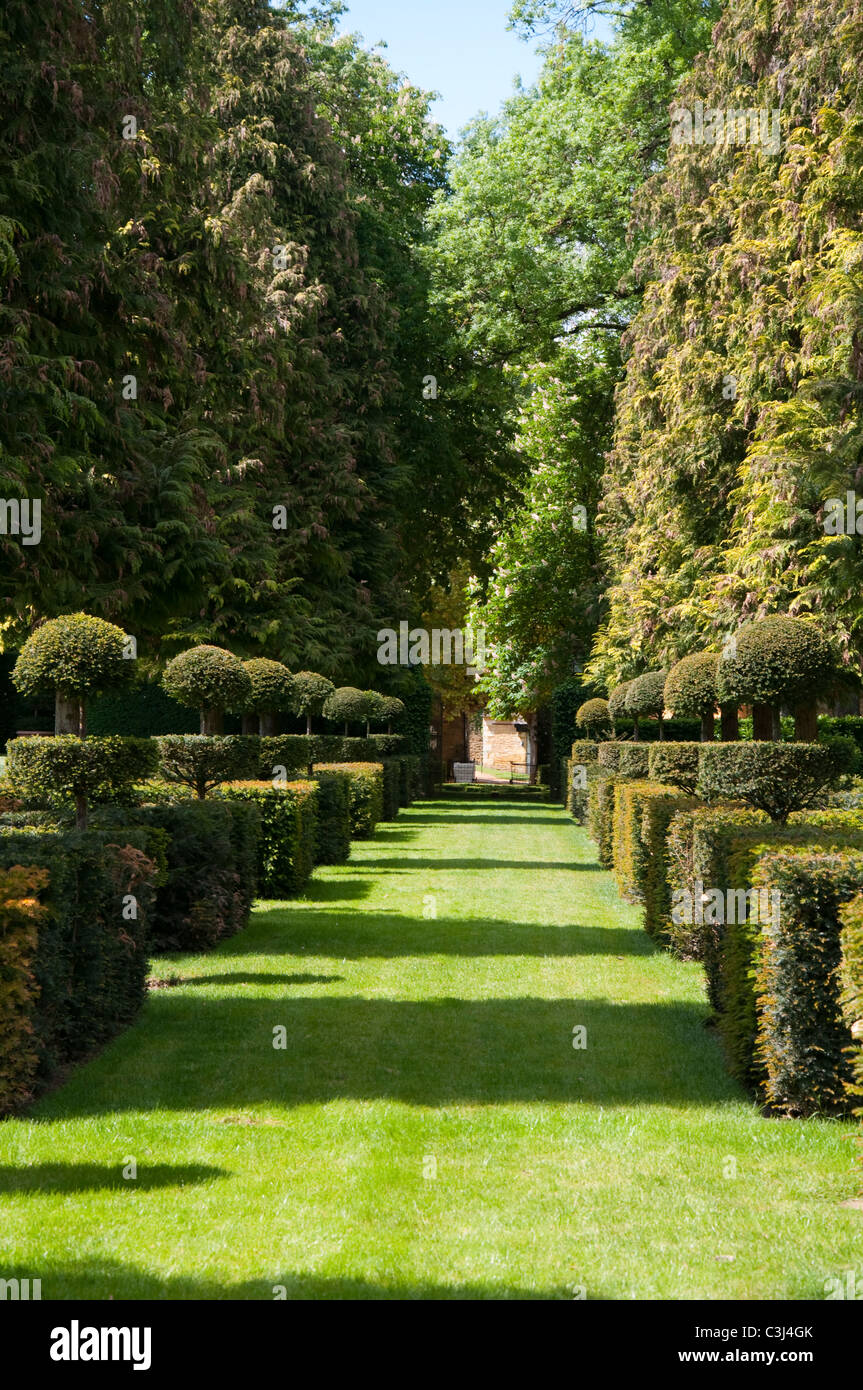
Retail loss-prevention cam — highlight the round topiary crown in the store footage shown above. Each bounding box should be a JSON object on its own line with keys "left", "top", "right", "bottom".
{"left": 241, "top": 659, "right": 294, "bottom": 713}
{"left": 664, "top": 652, "right": 718, "bottom": 717}
{"left": 12, "top": 613, "right": 132, "bottom": 699}
{"left": 624, "top": 670, "right": 667, "bottom": 717}
{"left": 162, "top": 645, "right": 251, "bottom": 712}
{"left": 716, "top": 616, "right": 835, "bottom": 708}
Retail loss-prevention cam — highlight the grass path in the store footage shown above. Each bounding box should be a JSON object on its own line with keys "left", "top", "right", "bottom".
{"left": 0, "top": 796, "right": 861, "bottom": 1299}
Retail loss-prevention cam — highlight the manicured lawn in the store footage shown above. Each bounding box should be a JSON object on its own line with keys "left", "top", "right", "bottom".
{"left": 0, "top": 796, "right": 860, "bottom": 1299}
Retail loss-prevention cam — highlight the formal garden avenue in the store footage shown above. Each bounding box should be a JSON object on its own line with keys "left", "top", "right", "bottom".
{"left": 1, "top": 794, "right": 859, "bottom": 1300}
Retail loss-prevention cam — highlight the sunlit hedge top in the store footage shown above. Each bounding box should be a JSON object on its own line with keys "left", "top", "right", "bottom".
{"left": 240, "top": 659, "right": 294, "bottom": 713}
{"left": 625, "top": 670, "right": 667, "bottom": 717}
{"left": 607, "top": 681, "right": 632, "bottom": 719}
{"left": 162, "top": 645, "right": 251, "bottom": 711}
{"left": 664, "top": 652, "right": 718, "bottom": 717}
{"left": 290, "top": 671, "right": 335, "bottom": 716}
{"left": 716, "top": 617, "right": 835, "bottom": 708}
{"left": 12, "top": 613, "right": 131, "bottom": 699}
{"left": 576, "top": 697, "right": 612, "bottom": 735}
{"left": 323, "top": 686, "right": 372, "bottom": 723}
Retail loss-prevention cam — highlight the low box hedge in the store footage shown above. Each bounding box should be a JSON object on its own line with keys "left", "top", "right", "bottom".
{"left": 752, "top": 849, "right": 863, "bottom": 1115}
{"left": 218, "top": 781, "right": 317, "bottom": 897}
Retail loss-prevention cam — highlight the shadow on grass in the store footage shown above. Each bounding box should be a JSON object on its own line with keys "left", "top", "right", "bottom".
{"left": 183, "top": 973, "right": 342, "bottom": 987}
{"left": 1, "top": 1257, "right": 578, "bottom": 1300}
{"left": 294, "top": 879, "right": 373, "bottom": 904}
{"left": 0, "top": 1163, "right": 227, "bottom": 1194}
{"left": 238, "top": 910, "right": 652, "bottom": 959}
{"left": 45, "top": 996, "right": 739, "bottom": 1117}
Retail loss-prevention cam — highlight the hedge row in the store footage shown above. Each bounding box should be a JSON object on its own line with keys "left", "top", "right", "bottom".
{"left": 577, "top": 752, "right": 863, "bottom": 1114}
{"left": 0, "top": 828, "right": 159, "bottom": 1112}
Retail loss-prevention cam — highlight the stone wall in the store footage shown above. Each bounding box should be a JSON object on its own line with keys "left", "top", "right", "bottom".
{"left": 482, "top": 718, "right": 528, "bottom": 772}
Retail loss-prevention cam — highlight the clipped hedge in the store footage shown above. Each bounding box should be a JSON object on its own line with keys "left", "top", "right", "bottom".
{"left": 218, "top": 781, "right": 318, "bottom": 897}
{"left": 380, "top": 758, "right": 401, "bottom": 821}
{"left": 839, "top": 894, "right": 863, "bottom": 1122}
{"left": 617, "top": 744, "right": 650, "bottom": 779}
{"left": 697, "top": 742, "right": 840, "bottom": 822}
{"left": 571, "top": 739, "right": 599, "bottom": 763}
{"left": 597, "top": 742, "right": 621, "bottom": 772}
{"left": 258, "top": 735, "right": 315, "bottom": 779}
{"left": 753, "top": 850, "right": 863, "bottom": 1115}
{"left": 397, "top": 755, "right": 422, "bottom": 806}
{"left": 157, "top": 734, "right": 258, "bottom": 798}
{"left": 586, "top": 773, "right": 617, "bottom": 867}
{"left": 611, "top": 779, "right": 700, "bottom": 930}
{"left": 0, "top": 865, "right": 50, "bottom": 1113}
{"left": 309, "top": 770, "right": 352, "bottom": 865}
{"left": 0, "top": 827, "right": 157, "bottom": 1100}
{"left": 648, "top": 742, "right": 701, "bottom": 794}
{"left": 86, "top": 799, "right": 261, "bottom": 952}
{"left": 314, "top": 762, "right": 384, "bottom": 839}
{"left": 666, "top": 806, "right": 863, "bottom": 1088}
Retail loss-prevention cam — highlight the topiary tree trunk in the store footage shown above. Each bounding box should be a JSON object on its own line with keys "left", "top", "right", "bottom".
{"left": 201, "top": 708, "right": 224, "bottom": 735}
{"left": 793, "top": 704, "right": 818, "bottom": 742}
{"left": 700, "top": 712, "right": 715, "bottom": 742}
{"left": 752, "top": 704, "right": 774, "bottom": 740}
{"left": 260, "top": 712, "right": 278, "bottom": 737}
{"left": 771, "top": 707, "right": 782, "bottom": 741}
{"left": 633, "top": 715, "right": 640, "bottom": 741}
{"left": 241, "top": 714, "right": 259, "bottom": 734}
{"left": 720, "top": 704, "right": 739, "bottom": 741}
{"left": 55, "top": 693, "right": 83, "bottom": 736}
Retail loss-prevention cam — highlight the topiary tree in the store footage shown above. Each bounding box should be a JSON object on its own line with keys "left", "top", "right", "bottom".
{"left": 664, "top": 653, "right": 720, "bottom": 742}
{"left": 238, "top": 659, "right": 294, "bottom": 736}
{"left": 291, "top": 671, "right": 335, "bottom": 736}
{"left": 362, "top": 690, "right": 387, "bottom": 737}
{"left": 323, "top": 686, "right": 373, "bottom": 735}
{"left": 162, "top": 646, "right": 251, "bottom": 735}
{"left": 717, "top": 617, "right": 837, "bottom": 743}
{"left": 155, "top": 735, "right": 257, "bottom": 800}
{"left": 608, "top": 680, "right": 634, "bottom": 737}
{"left": 12, "top": 613, "right": 133, "bottom": 736}
{"left": 576, "top": 697, "right": 612, "bottom": 739}
{"left": 379, "top": 695, "right": 406, "bottom": 733}
{"left": 625, "top": 670, "right": 668, "bottom": 740}
{"left": 7, "top": 735, "right": 157, "bottom": 828}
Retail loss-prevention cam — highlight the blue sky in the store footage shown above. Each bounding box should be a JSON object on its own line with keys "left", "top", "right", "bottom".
{"left": 335, "top": 0, "right": 548, "bottom": 138}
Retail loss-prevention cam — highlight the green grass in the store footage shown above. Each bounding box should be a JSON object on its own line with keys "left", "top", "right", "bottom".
{"left": 0, "top": 797, "right": 861, "bottom": 1299}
